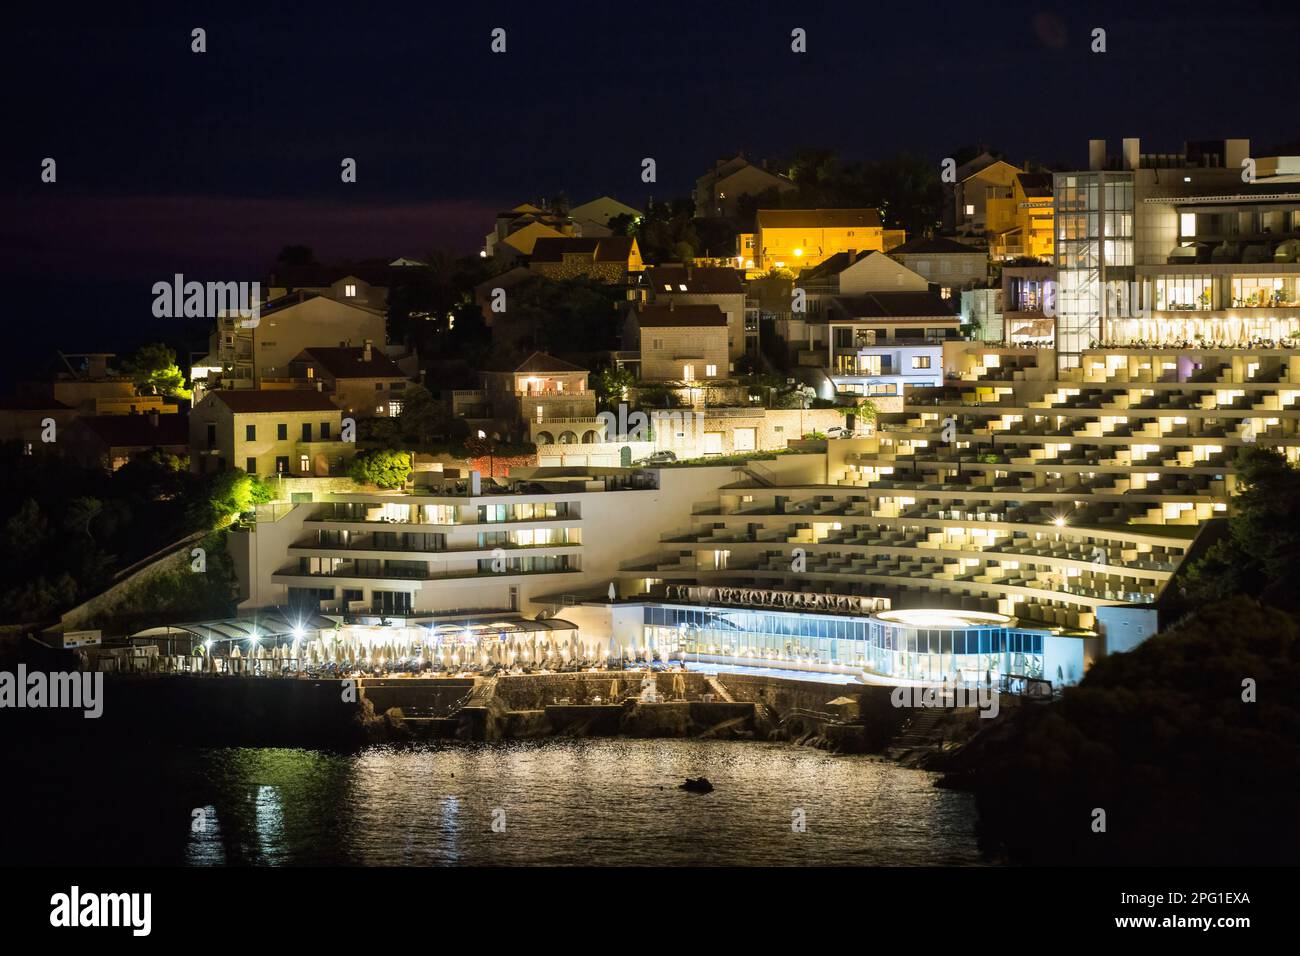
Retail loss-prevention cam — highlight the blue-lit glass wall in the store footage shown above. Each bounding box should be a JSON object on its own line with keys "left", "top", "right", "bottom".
{"left": 642, "top": 605, "right": 1045, "bottom": 681}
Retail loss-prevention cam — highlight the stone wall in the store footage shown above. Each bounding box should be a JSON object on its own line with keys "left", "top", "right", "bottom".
{"left": 715, "top": 671, "right": 905, "bottom": 750}
{"left": 495, "top": 670, "right": 708, "bottom": 709}
{"left": 59, "top": 531, "right": 207, "bottom": 630}
{"left": 359, "top": 677, "right": 475, "bottom": 717}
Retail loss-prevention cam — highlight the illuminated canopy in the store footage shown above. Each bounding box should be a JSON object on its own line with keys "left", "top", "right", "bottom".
{"left": 875, "top": 609, "right": 1013, "bottom": 629}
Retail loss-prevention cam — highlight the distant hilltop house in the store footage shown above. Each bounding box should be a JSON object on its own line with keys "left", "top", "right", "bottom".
{"left": 750, "top": 208, "right": 905, "bottom": 271}
{"left": 486, "top": 198, "right": 641, "bottom": 263}
{"left": 265, "top": 258, "right": 408, "bottom": 312}
{"left": 695, "top": 155, "right": 796, "bottom": 220}
{"left": 528, "top": 236, "right": 643, "bottom": 282}
{"left": 189, "top": 389, "right": 353, "bottom": 478}
{"left": 288, "top": 344, "right": 409, "bottom": 419}
{"left": 568, "top": 196, "right": 642, "bottom": 236}
{"left": 486, "top": 204, "right": 574, "bottom": 262}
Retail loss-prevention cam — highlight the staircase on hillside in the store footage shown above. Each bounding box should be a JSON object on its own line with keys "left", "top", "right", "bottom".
{"left": 464, "top": 675, "right": 499, "bottom": 709}
{"left": 886, "top": 708, "right": 949, "bottom": 760}
{"left": 704, "top": 676, "right": 734, "bottom": 702}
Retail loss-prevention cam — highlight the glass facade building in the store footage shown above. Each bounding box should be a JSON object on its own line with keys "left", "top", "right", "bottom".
{"left": 1055, "top": 171, "right": 1134, "bottom": 366}
{"left": 641, "top": 604, "right": 1046, "bottom": 682}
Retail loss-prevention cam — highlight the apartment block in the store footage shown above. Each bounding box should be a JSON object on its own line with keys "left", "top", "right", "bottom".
{"left": 229, "top": 466, "right": 729, "bottom": 617}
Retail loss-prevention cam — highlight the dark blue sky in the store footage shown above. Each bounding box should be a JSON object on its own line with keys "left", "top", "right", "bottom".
{"left": 2, "top": 0, "right": 1297, "bottom": 377}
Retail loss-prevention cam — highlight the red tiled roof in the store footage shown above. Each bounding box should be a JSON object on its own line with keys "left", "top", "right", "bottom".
{"left": 298, "top": 347, "right": 405, "bottom": 379}
{"left": 530, "top": 236, "right": 636, "bottom": 263}
{"left": 75, "top": 413, "right": 188, "bottom": 447}
{"left": 645, "top": 266, "right": 744, "bottom": 294}
{"left": 635, "top": 304, "right": 728, "bottom": 328}
{"left": 757, "top": 208, "right": 883, "bottom": 230}
{"left": 209, "top": 390, "right": 340, "bottom": 414}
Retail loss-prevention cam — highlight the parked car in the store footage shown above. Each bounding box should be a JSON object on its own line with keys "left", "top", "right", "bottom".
{"left": 825, "top": 425, "right": 851, "bottom": 438}
{"left": 635, "top": 450, "right": 677, "bottom": 465}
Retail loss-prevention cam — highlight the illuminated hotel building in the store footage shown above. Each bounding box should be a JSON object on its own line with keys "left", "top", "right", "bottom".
{"left": 1055, "top": 138, "right": 1300, "bottom": 368}
{"left": 598, "top": 328, "right": 1300, "bottom": 685}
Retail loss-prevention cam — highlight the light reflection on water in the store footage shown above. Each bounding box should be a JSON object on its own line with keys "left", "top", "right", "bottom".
{"left": 184, "top": 739, "right": 983, "bottom": 866}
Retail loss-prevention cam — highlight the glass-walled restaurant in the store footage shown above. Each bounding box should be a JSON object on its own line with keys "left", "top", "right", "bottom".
{"left": 642, "top": 604, "right": 1046, "bottom": 682}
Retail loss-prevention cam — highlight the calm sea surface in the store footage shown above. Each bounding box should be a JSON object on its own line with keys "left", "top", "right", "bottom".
{"left": 5, "top": 738, "right": 983, "bottom": 866}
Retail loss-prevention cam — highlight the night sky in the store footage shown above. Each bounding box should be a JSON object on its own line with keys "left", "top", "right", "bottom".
{"left": 3, "top": 0, "right": 1297, "bottom": 377}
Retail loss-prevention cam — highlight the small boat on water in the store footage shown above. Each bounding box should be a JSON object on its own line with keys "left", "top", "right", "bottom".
{"left": 680, "top": 777, "right": 714, "bottom": 793}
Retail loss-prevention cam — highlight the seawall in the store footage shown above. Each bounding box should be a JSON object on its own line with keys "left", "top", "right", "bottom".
{"left": 3, "top": 670, "right": 910, "bottom": 753}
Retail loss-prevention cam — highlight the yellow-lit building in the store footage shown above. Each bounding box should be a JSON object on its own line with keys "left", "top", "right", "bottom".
{"left": 989, "top": 172, "right": 1056, "bottom": 262}
{"left": 955, "top": 159, "right": 1022, "bottom": 234}
{"left": 754, "top": 209, "right": 903, "bottom": 270}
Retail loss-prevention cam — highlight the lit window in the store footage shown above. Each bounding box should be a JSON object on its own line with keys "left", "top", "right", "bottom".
{"left": 911, "top": 356, "right": 932, "bottom": 369}
{"left": 706, "top": 364, "right": 717, "bottom": 376}
{"left": 344, "top": 283, "right": 357, "bottom": 297}
{"left": 682, "top": 364, "right": 695, "bottom": 380}
{"left": 964, "top": 204, "right": 975, "bottom": 216}
{"left": 299, "top": 454, "right": 309, "bottom": 472}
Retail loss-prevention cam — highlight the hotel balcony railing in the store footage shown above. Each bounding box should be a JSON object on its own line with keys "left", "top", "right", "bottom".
{"left": 276, "top": 565, "right": 580, "bottom": 582}
{"left": 291, "top": 539, "right": 580, "bottom": 554}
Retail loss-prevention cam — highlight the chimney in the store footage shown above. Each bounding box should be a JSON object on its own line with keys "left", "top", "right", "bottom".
{"left": 1122, "top": 138, "right": 1141, "bottom": 171}
{"left": 1225, "top": 139, "right": 1250, "bottom": 171}
{"left": 1088, "top": 139, "right": 1106, "bottom": 171}
{"left": 363, "top": 340, "right": 372, "bottom": 362}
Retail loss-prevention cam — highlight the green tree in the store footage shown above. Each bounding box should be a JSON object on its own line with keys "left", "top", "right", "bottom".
{"left": 121, "top": 343, "right": 190, "bottom": 399}
{"left": 834, "top": 399, "right": 878, "bottom": 433}
{"left": 1182, "top": 446, "right": 1300, "bottom": 610}
{"left": 595, "top": 366, "right": 635, "bottom": 408}
{"left": 395, "top": 384, "right": 448, "bottom": 445}
{"left": 349, "top": 450, "right": 412, "bottom": 489}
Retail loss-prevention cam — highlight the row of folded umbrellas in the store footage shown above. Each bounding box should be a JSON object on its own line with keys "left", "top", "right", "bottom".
{"left": 203, "top": 632, "right": 649, "bottom": 670}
